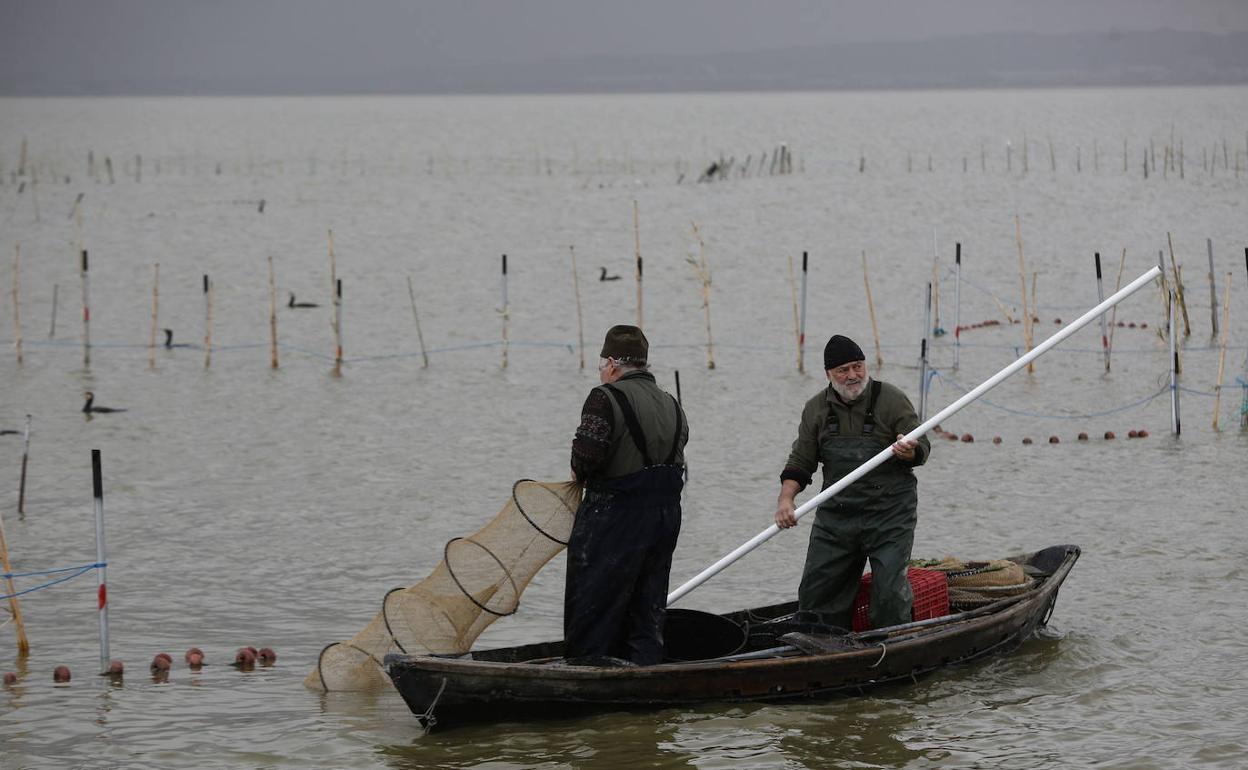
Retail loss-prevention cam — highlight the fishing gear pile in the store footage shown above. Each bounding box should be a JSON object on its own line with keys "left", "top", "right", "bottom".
{"left": 304, "top": 480, "right": 580, "bottom": 691}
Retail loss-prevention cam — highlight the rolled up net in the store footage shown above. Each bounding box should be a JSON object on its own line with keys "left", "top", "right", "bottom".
{"left": 305, "top": 479, "right": 580, "bottom": 691}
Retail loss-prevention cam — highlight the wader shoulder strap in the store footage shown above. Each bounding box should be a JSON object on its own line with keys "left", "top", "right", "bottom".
{"left": 862, "top": 380, "right": 883, "bottom": 435}
{"left": 601, "top": 384, "right": 653, "bottom": 466}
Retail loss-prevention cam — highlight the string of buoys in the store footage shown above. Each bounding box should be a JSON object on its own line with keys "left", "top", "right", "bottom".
{"left": 1, "top": 645, "right": 277, "bottom": 687}
{"left": 934, "top": 426, "right": 1150, "bottom": 444}
{"left": 955, "top": 317, "right": 1152, "bottom": 333}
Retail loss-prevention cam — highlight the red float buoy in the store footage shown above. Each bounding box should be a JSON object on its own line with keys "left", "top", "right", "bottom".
{"left": 1049, "top": 436, "right": 1060, "bottom": 444}
{"left": 107, "top": 660, "right": 124, "bottom": 677}
{"left": 258, "top": 647, "right": 277, "bottom": 666}
{"left": 1128, "top": 430, "right": 1138, "bottom": 438}
{"left": 960, "top": 433, "right": 974, "bottom": 442}
{"left": 992, "top": 436, "right": 1002, "bottom": 444}
{"left": 1077, "top": 432, "right": 1088, "bottom": 441}
{"left": 234, "top": 648, "right": 257, "bottom": 669}
{"left": 53, "top": 666, "right": 71, "bottom": 683}
{"left": 1022, "top": 437, "right": 1033, "bottom": 445}
{"left": 1104, "top": 431, "right": 1116, "bottom": 440}
{"left": 3, "top": 672, "right": 17, "bottom": 686}
{"left": 184, "top": 647, "right": 203, "bottom": 664}
{"left": 1137, "top": 429, "right": 1149, "bottom": 438}
{"left": 150, "top": 656, "right": 171, "bottom": 673}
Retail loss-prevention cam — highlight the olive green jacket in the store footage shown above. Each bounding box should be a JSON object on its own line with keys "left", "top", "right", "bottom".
{"left": 781, "top": 379, "right": 929, "bottom": 496}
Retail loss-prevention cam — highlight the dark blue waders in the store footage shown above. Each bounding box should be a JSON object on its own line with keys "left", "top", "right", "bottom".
{"left": 564, "top": 385, "right": 685, "bottom": 665}
{"left": 798, "top": 381, "right": 917, "bottom": 630}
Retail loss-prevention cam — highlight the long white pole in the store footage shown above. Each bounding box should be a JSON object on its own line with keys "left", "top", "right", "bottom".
{"left": 798, "top": 251, "right": 808, "bottom": 374}
{"left": 92, "top": 449, "right": 110, "bottom": 674}
{"left": 667, "top": 266, "right": 1161, "bottom": 606}
{"left": 1095, "top": 253, "right": 1110, "bottom": 372}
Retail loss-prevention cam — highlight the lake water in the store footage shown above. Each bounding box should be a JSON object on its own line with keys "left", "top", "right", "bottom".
{"left": 1, "top": 88, "right": 1247, "bottom": 769}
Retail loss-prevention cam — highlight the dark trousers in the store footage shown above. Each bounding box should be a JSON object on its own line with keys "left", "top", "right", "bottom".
{"left": 564, "top": 485, "right": 681, "bottom": 665}
{"left": 798, "top": 494, "right": 917, "bottom": 630}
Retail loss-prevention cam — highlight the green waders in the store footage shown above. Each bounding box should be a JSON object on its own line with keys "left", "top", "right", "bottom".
{"left": 797, "top": 385, "right": 918, "bottom": 630}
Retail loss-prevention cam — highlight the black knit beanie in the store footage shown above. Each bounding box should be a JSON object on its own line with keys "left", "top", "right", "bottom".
{"left": 823, "top": 335, "right": 865, "bottom": 370}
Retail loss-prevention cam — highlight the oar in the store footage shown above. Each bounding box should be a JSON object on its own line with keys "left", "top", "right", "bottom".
{"left": 667, "top": 266, "right": 1161, "bottom": 606}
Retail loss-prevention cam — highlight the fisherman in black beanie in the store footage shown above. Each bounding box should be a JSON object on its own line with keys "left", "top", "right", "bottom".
{"left": 773, "top": 334, "right": 931, "bottom": 631}
{"left": 564, "top": 325, "right": 689, "bottom": 665}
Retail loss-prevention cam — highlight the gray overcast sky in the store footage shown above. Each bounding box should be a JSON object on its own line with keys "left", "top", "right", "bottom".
{"left": 4, "top": 1, "right": 1248, "bottom": 93}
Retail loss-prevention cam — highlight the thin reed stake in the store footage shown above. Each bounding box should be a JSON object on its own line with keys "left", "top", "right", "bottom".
{"left": 1014, "top": 216, "right": 1034, "bottom": 372}
{"left": 0, "top": 492, "right": 31, "bottom": 656}
{"left": 49, "top": 283, "right": 57, "bottom": 338}
{"left": 333, "top": 279, "right": 343, "bottom": 376}
{"left": 633, "top": 200, "right": 643, "bottom": 329}
{"left": 1169, "top": 291, "right": 1180, "bottom": 434}
{"left": 11, "top": 244, "right": 22, "bottom": 365}
{"left": 92, "top": 450, "right": 110, "bottom": 673}
{"left": 799, "top": 251, "right": 809, "bottom": 372}
{"left": 688, "top": 222, "right": 715, "bottom": 369}
{"left": 268, "top": 256, "right": 279, "bottom": 369}
{"left": 202, "top": 275, "right": 213, "bottom": 368}
{"left": 405, "top": 275, "right": 429, "bottom": 368}
{"left": 148, "top": 263, "right": 159, "bottom": 369}
{"left": 500, "top": 254, "right": 509, "bottom": 369}
{"left": 861, "top": 250, "right": 883, "bottom": 367}
{"left": 1211, "top": 272, "right": 1232, "bottom": 429}
{"left": 1166, "top": 232, "right": 1191, "bottom": 337}
{"left": 1207, "top": 238, "right": 1219, "bottom": 337}
{"left": 786, "top": 254, "right": 801, "bottom": 373}
{"left": 1107, "top": 248, "right": 1127, "bottom": 358}
{"left": 328, "top": 229, "right": 341, "bottom": 372}
{"left": 569, "top": 246, "right": 584, "bottom": 370}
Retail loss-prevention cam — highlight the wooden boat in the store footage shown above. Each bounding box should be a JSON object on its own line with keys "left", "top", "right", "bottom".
{"left": 386, "top": 544, "right": 1079, "bottom": 728}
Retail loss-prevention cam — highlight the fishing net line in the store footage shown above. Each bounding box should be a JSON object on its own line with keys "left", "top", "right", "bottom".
{"left": 305, "top": 479, "right": 580, "bottom": 691}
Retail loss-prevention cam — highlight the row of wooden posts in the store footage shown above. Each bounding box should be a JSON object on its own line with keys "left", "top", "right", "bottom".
{"left": 7, "top": 130, "right": 1248, "bottom": 188}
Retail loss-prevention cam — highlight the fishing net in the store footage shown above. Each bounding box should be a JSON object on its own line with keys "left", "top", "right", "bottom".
{"left": 305, "top": 479, "right": 580, "bottom": 691}
{"left": 914, "top": 557, "right": 1034, "bottom": 609}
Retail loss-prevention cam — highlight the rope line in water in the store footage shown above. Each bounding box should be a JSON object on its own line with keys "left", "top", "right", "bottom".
{"left": 928, "top": 368, "right": 1169, "bottom": 419}
{"left": 0, "top": 562, "right": 105, "bottom": 601}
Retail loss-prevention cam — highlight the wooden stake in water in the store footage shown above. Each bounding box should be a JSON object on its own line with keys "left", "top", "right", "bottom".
{"left": 569, "top": 246, "right": 584, "bottom": 370}
{"left": 1207, "top": 238, "right": 1219, "bottom": 337}
{"left": 333, "top": 279, "right": 343, "bottom": 376}
{"left": 862, "top": 250, "right": 882, "bottom": 368}
{"left": 202, "top": 275, "right": 213, "bottom": 368}
{"left": 17, "top": 415, "right": 31, "bottom": 516}
{"left": 500, "top": 254, "right": 509, "bottom": 369}
{"left": 1095, "top": 253, "right": 1109, "bottom": 372}
{"left": 953, "top": 243, "right": 962, "bottom": 369}
{"left": 0, "top": 479, "right": 31, "bottom": 656}
{"left": 11, "top": 244, "right": 22, "bottom": 365}
{"left": 1107, "top": 248, "right": 1127, "bottom": 357}
{"left": 633, "top": 200, "right": 643, "bottom": 329}
{"left": 405, "top": 275, "right": 429, "bottom": 369}
{"left": 919, "top": 286, "right": 931, "bottom": 421}
{"left": 147, "top": 263, "right": 159, "bottom": 369}
{"left": 328, "top": 229, "right": 340, "bottom": 367}
{"left": 49, "top": 283, "right": 57, "bottom": 339}
{"left": 688, "top": 222, "right": 716, "bottom": 369}
{"left": 80, "top": 249, "right": 90, "bottom": 367}
{"left": 92, "top": 449, "right": 110, "bottom": 674}
{"left": 268, "top": 256, "right": 279, "bottom": 369}
{"left": 1211, "top": 273, "right": 1232, "bottom": 430}
{"left": 799, "top": 251, "right": 809, "bottom": 372}
{"left": 1169, "top": 291, "right": 1180, "bottom": 435}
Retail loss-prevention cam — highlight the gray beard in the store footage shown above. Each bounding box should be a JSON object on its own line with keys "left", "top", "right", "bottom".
{"left": 831, "top": 375, "right": 870, "bottom": 402}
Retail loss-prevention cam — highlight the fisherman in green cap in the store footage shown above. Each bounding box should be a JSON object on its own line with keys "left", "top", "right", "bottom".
{"left": 774, "top": 334, "right": 930, "bottom": 630}
{"left": 565, "top": 325, "right": 689, "bottom": 665}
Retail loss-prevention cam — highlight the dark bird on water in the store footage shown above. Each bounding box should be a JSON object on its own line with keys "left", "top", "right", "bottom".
{"left": 599, "top": 267, "right": 621, "bottom": 282}
{"left": 0, "top": 430, "right": 18, "bottom": 436}
{"left": 83, "top": 392, "right": 126, "bottom": 414}
{"left": 288, "top": 292, "right": 319, "bottom": 308}
{"left": 163, "top": 329, "right": 192, "bottom": 349}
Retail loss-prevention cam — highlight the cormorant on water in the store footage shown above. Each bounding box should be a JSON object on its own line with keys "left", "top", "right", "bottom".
{"left": 0, "top": 429, "right": 18, "bottom": 436}
{"left": 599, "top": 267, "right": 621, "bottom": 282}
{"left": 288, "top": 292, "right": 319, "bottom": 308}
{"left": 163, "top": 328, "right": 192, "bottom": 349}
{"left": 83, "top": 392, "right": 126, "bottom": 414}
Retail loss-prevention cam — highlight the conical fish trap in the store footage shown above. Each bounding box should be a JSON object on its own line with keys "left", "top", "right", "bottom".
{"left": 305, "top": 479, "right": 579, "bottom": 691}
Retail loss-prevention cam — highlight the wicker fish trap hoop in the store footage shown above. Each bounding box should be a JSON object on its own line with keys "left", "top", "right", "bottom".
{"left": 919, "top": 558, "right": 1034, "bottom": 607}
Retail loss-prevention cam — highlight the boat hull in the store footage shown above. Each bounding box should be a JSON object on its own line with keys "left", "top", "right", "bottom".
{"left": 386, "top": 544, "right": 1079, "bottom": 727}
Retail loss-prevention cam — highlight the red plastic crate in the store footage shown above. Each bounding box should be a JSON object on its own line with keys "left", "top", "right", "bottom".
{"left": 852, "top": 567, "right": 949, "bottom": 631}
